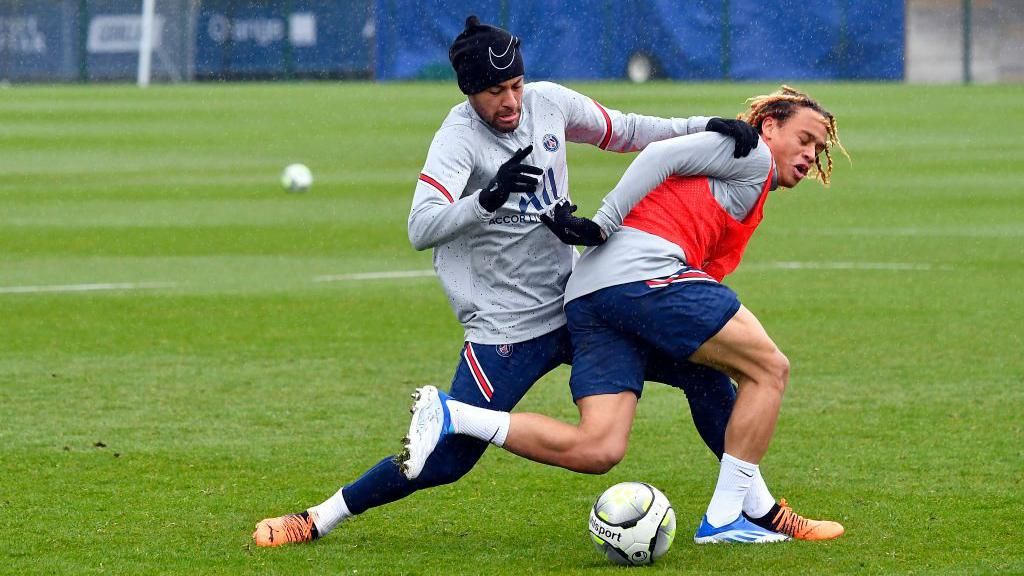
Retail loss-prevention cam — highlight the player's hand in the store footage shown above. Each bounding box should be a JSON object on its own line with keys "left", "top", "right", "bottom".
{"left": 540, "top": 201, "right": 606, "bottom": 246}
{"left": 706, "top": 118, "right": 759, "bottom": 158}
{"left": 479, "top": 145, "right": 544, "bottom": 212}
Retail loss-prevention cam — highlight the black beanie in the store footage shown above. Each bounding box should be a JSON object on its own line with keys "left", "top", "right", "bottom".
{"left": 449, "top": 15, "right": 525, "bottom": 95}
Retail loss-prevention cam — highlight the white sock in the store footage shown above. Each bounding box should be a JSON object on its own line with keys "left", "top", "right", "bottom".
{"left": 308, "top": 487, "right": 352, "bottom": 536}
{"left": 705, "top": 453, "right": 758, "bottom": 527}
{"left": 742, "top": 469, "right": 777, "bottom": 519}
{"left": 447, "top": 399, "right": 510, "bottom": 447}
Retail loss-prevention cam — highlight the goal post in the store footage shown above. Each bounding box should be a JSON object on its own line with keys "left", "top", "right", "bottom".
{"left": 137, "top": 0, "right": 156, "bottom": 87}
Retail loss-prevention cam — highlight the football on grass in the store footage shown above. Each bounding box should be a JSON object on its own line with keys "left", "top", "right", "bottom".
{"left": 588, "top": 482, "right": 676, "bottom": 566}
{"left": 281, "top": 163, "right": 313, "bottom": 192}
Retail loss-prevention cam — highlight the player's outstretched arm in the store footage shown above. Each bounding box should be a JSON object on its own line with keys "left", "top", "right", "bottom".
{"left": 591, "top": 133, "right": 770, "bottom": 238}
{"left": 535, "top": 82, "right": 757, "bottom": 157}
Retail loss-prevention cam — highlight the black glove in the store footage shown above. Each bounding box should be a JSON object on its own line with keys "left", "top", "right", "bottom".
{"left": 479, "top": 145, "right": 544, "bottom": 212}
{"left": 540, "top": 201, "right": 606, "bottom": 246}
{"left": 706, "top": 117, "right": 759, "bottom": 158}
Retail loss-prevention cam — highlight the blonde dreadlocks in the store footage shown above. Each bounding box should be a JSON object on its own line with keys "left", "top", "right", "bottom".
{"left": 739, "top": 85, "right": 848, "bottom": 186}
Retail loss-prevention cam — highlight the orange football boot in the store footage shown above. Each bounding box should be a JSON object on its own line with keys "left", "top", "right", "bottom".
{"left": 764, "top": 499, "right": 845, "bottom": 541}
{"left": 252, "top": 512, "right": 318, "bottom": 547}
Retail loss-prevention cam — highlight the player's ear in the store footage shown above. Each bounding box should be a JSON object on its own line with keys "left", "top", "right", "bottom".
{"left": 760, "top": 116, "right": 779, "bottom": 142}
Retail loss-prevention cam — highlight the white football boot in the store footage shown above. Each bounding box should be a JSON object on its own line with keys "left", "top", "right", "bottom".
{"left": 398, "top": 385, "right": 452, "bottom": 480}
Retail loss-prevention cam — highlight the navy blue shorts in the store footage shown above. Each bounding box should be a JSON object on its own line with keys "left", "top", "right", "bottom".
{"left": 447, "top": 328, "right": 572, "bottom": 411}
{"left": 566, "top": 271, "right": 741, "bottom": 401}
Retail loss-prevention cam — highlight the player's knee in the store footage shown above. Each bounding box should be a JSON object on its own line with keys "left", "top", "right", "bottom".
{"left": 578, "top": 441, "right": 627, "bottom": 474}
{"left": 764, "top": 350, "right": 790, "bottom": 395}
{"left": 570, "top": 395, "right": 633, "bottom": 473}
{"left": 591, "top": 446, "right": 626, "bottom": 474}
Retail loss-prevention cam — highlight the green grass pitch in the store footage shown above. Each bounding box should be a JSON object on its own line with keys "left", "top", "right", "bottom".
{"left": 1, "top": 81, "right": 1022, "bottom": 575}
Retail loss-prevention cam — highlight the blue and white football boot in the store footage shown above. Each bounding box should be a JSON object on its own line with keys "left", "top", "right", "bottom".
{"left": 399, "top": 385, "right": 452, "bottom": 480}
{"left": 693, "top": 515, "right": 790, "bottom": 544}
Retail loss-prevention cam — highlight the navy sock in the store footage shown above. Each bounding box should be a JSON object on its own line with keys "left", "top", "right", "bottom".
{"left": 341, "top": 457, "right": 416, "bottom": 515}
{"left": 684, "top": 375, "right": 735, "bottom": 459}
{"left": 341, "top": 435, "right": 488, "bottom": 515}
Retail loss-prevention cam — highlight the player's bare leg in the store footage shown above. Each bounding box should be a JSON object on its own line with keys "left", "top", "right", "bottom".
{"left": 690, "top": 304, "right": 841, "bottom": 542}
{"left": 502, "top": 392, "right": 638, "bottom": 474}
{"left": 401, "top": 388, "right": 637, "bottom": 478}
{"left": 689, "top": 305, "right": 789, "bottom": 464}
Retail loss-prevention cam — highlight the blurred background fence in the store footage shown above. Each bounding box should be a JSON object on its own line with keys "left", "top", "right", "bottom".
{"left": 0, "top": 0, "right": 1020, "bottom": 84}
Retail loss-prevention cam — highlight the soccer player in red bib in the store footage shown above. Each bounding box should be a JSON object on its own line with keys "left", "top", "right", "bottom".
{"left": 404, "top": 86, "right": 848, "bottom": 543}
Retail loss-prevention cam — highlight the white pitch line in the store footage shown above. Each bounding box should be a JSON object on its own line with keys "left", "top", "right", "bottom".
{"left": 0, "top": 262, "right": 942, "bottom": 296}
{"left": 797, "top": 227, "right": 1024, "bottom": 238}
{"left": 313, "top": 270, "right": 436, "bottom": 282}
{"left": 0, "top": 281, "right": 177, "bottom": 295}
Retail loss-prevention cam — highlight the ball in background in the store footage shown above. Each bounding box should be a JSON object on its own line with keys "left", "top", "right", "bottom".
{"left": 281, "top": 163, "right": 313, "bottom": 192}
{"left": 588, "top": 482, "right": 676, "bottom": 566}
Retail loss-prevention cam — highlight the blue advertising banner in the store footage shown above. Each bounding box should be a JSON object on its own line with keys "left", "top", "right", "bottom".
{"left": 195, "top": 0, "right": 372, "bottom": 79}
{"left": 375, "top": 0, "right": 905, "bottom": 82}
{"left": 0, "top": 1, "right": 78, "bottom": 81}
{"left": 291, "top": 0, "right": 373, "bottom": 75}
{"left": 78, "top": 0, "right": 190, "bottom": 81}
{"left": 841, "top": 0, "right": 905, "bottom": 80}
{"left": 728, "top": 0, "right": 904, "bottom": 80}
{"left": 85, "top": 0, "right": 155, "bottom": 80}
{"left": 0, "top": 0, "right": 903, "bottom": 83}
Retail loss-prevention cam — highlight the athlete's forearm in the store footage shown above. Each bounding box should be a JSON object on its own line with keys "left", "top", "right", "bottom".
{"left": 407, "top": 194, "right": 489, "bottom": 250}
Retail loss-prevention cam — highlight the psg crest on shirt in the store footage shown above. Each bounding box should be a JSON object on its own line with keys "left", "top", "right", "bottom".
{"left": 542, "top": 133, "right": 560, "bottom": 152}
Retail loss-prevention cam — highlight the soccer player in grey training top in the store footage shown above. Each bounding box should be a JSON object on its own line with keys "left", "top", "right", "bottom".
{"left": 253, "top": 15, "right": 760, "bottom": 547}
